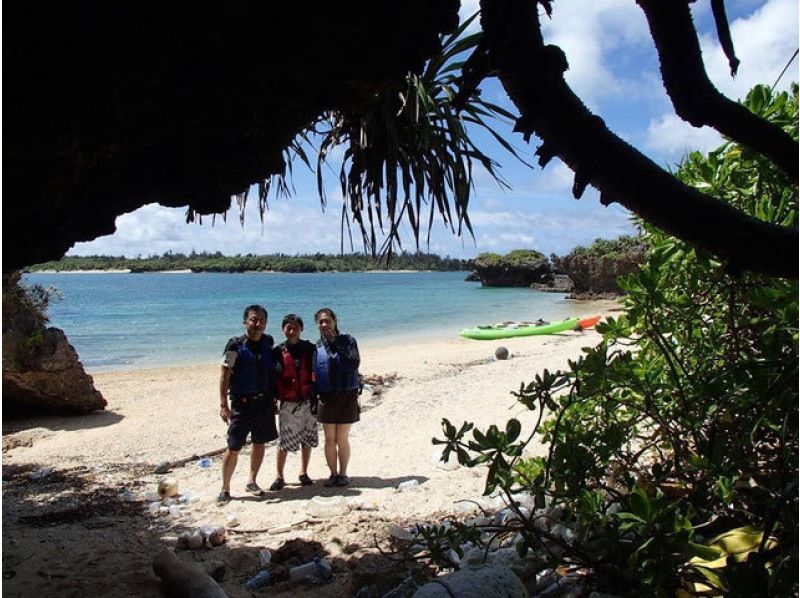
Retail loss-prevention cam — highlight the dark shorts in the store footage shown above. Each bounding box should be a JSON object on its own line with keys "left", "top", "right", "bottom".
{"left": 317, "top": 390, "right": 360, "bottom": 424}
{"left": 227, "top": 396, "right": 278, "bottom": 451}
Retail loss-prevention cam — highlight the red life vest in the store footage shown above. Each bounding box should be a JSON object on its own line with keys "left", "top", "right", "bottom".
{"left": 276, "top": 345, "right": 314, "bottom": 402}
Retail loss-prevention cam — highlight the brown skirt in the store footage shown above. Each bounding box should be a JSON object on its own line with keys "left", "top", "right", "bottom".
{"left": 317, "top": 390, "right": 360, "bottom": 424}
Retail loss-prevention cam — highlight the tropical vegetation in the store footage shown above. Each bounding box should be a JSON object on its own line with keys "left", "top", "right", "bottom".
{"left": 430, "top": 84, "right": 798, "bottom": 595}
{"left": 27, "top": 251, "right": 470, "bottom": 274}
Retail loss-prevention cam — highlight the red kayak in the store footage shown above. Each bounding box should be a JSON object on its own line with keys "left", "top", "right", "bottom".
{"left": 578, "top": 315, "right": 601, "bottom": 329}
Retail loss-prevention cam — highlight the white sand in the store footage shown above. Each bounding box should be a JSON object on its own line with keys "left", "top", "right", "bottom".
{"left": 2, "top": 307, "right": 616, "bottom": 596}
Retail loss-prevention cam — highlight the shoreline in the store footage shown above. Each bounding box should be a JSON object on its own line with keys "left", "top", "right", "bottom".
{"left": 81, "top": 299, "right": 620, "bottom": 375}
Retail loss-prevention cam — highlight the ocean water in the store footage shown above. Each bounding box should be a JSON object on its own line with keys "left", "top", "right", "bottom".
{"left": 23, "top": 272, "right": 586, "bottom": 372}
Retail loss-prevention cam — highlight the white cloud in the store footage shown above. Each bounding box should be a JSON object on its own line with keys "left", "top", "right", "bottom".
{"left": 541, "top": 0, "right": 652, "bottom": 106}
{"left": 643, "top": 114, "right": 725, "bottom": 165}
{"left": 697, "top": 0, "right": 799, "bottom": 99}
{"left": 458, "top": 0, "right": 482, "bottom": 33}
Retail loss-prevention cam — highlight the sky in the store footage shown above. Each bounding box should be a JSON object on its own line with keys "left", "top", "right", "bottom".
{"left": 68, "top": 0, "right": 798, "bottom": 260}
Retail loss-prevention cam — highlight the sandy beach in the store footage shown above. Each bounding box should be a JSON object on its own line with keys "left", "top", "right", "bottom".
{"left": 2, "top": 307, "right": 616, "bottom": 597}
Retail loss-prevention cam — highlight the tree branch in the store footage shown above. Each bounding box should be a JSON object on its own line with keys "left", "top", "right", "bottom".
{"left": 479, "top": 0, "right": 798, "bottom": 279}
{"left": 636, "top": 0, "right": 797, "bottom": 183}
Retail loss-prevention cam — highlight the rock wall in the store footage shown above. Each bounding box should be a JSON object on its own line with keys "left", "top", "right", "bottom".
{"left": 471, "top": 250, "right": 552, "bottom": 287}
{"left": 551, "top": 242, "right": 646, "bottom": 298}
{"left": 3, "top": 276, "right": 106, "bottom": 415}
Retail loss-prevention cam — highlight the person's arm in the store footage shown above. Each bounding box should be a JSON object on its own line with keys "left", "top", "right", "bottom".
{"left": 219, "top": 366, "right": 231, "bottom": 423}
{"left": 338, "top": 335, "right": 360, "bottom": 370}
{"left": 219, "top": 338, "right": 238, "bottom": 423}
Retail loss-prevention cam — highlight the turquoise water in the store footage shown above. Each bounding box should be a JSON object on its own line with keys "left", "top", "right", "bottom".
{"left": 23, "top": 272, "right": 583, "bottom": 372}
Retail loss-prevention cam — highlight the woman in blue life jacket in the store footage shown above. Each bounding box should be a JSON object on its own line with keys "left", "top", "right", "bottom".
{"left": 314, "top": 307, "right": 361, "bottom": 487}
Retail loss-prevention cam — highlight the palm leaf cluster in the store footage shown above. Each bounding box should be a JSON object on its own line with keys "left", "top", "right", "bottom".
{"left": 239, "top": 14, "right": 527, "bottom": 256}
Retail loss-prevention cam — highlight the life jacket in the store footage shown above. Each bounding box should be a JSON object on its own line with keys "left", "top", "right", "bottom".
{"left": 276, "top": 343, "right": 314, "bottom": 401}
{"left": 229, "top": 335, "right": 274, "bottom": 396}
{"left": 314, "top": 336, "right": 360, "bottom": 394}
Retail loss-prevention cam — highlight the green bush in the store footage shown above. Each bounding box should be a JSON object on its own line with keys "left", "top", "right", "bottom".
{"left": 435, "top": 84, "right": 799, "bottom": 595}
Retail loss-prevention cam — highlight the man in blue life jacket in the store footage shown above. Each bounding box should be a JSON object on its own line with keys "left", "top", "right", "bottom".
{"left": 217, "top": 304, "right": 278, "bottom": 503}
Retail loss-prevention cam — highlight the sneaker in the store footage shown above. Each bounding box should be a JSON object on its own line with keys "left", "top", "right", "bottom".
{"left": 246, "top": 482, "right": 265, "bottom": 496}
{"left": 298, "top": 474, "right": 313, "bottom": 486}
{"left": 335, "top": 475, "right": 350, "bottom": 487}
{"left": 323, "top": 475, "right": 338, "bottom": 487}
{"left": 269, "top": 478, "right": 285, "bottom": 492}
{"left": 217, "top": 491, "right": 231, "bottom": 504}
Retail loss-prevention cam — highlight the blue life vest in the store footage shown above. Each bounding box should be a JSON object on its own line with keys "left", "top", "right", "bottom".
{"left": 229, "top": 336, "right": 274, "bottom": 396}
{"left": 314, "top": 337, "right": 360, "bottom": 394}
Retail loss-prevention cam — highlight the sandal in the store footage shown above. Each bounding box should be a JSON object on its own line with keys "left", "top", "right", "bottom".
{"left": 217, "top": 490, "right": 231, "bottom": 504}
{"left": 298, "top": 474, "right": 314, "bottom": 486}
{"left": 335, "top": 475, "right": 350, "bottom": 487}
{"left": 323, "top": 475, "right": 338, "bottom": 487}
{"left": 246, "top": 482, "right": 265, "bottom": 496}
{"left": 269, "top": 478, "right": 285, "bottom": 491}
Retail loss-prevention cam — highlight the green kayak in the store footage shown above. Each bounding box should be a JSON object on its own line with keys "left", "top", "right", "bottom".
{"left": 459, "top": 317, "right": 581, "bottom": 340}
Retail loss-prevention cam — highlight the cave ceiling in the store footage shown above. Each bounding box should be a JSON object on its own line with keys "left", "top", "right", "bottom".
{"left": 3, "top": 1, "right": 459, "bottom": 272}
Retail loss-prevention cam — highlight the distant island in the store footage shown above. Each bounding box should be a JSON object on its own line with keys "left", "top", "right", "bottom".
{"left": 27, "top": 251, "right": 470, "bottom": 273}
{"left": 27, "top": 236, "right": 646, "bottom": 298}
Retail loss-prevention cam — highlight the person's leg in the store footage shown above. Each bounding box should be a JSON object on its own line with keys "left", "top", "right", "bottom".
{"left": 300, "top": 445, "right": 312, "bottom": 476}
{"left": 276, "top": 448, "right": 287, "bottom": 480}
{"left": 335, "top": 423, "right": 352, "bottom": 476}
{"left": 248, "top": 442, "right": 265, "bottom": 485}
{"left": 323, "top": 423, "right": 338, "bottom": 476}
{"left": 221, "top": 449, "right": 238, "bottom": 492}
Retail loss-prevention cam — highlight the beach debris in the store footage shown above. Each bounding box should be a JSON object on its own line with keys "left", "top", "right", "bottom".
{"left": 158, "top": 478, "right": 179, "bottom": 498}
{"left": 494, "top": 346, "right": 510, "bottom": 360}
{"left": 187, "top": 532, "right": 205, "bottom": 550}
{"left": 258, "top": 548, "right": 272, "bottom": 566}
{"left": 118, "top": 488, "right": 136, "bottom": 502}
{"left": 177, "top": 526, "right": 227, "bottom": 549}
{"left": 225, "top": 514, "right": 240, "bottom": 528}
{"left": 200, "top": 526, "right": 227, "bottom": 546}
{"left": 195, "top": 458, "right": 212, "bottom": 468}
{"left": 152, "top": 548, "right": 226, "bottom": 598}
{"left": 347, "top": 496, "right": 378, "bottom": 511}
{"left": 289, "top": 557, "right": 332, "bottom": 584}
{"left": 397, "top": 479, "right": 420, "bottom": 491}
{"left": 388, "top": 525, "right": 415, "bottom": 542}
{"left": 154, "top": 460, "right": 171, "bottom": 474}
{"left": 244, "top": 569, "right": 272, "bottom": 590}
{"left": 144, "top": 490, "right": 160, "bottom": 502}
{"left": 27, "top": 467, "right": 54, "bottom": 481}
{"left": 414, "top": 563, "right": 527, "bottom": 597}
{"left": 149, "top": 501, "right": 163, "bottom": 516}
{"left": 306, "top": 495, "right": 349, "bottom": 518}
{"left": 432, "top": 448, "right": 460, "bottom": 471}
{"left": 169, "top": 505, "right": 182, "bottom": 518}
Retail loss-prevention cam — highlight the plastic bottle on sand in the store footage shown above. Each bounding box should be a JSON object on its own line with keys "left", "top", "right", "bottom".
{"left": 306, "top": 496, "right": 349, "bottom": 518}
{"left": 289, "top": 557, "right": 332, "bottom": 583}
{"left": 397, "top": 479, "right": 419, "bottom": 491}
{"left": 244, "top": 569, "right": 271, "bottom": 589}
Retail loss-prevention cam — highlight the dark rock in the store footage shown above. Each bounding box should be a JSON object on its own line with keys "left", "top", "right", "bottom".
{"left": 494, "top": 347, "right": 509, "bottom": 360}
{"left": 531, "top": 274, "right": 574, "bottom": 293}
{"left": 3, "top": 327, "right": 106, "bottom": 414}
{"left": 551, "top": 238, "right": 646, "bottom": 297}
{"left": 3, "top": 273, "right": 105, "bottom": 414}
{"left": 472, "top": 250, "right": 553, "bottom": 287}
{"left": 465, "top": 272, "right": 481, "bottom": 282}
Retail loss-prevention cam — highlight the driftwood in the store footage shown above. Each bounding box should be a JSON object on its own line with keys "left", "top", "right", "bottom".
{"left": 154, "top": 446, "right": 231, "bottom": 473}
{"left": 152, "top": 549, "right": 227, "bottom": 598}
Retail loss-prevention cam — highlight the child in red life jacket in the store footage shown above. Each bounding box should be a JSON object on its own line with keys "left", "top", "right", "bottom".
{"left": 269, "top": 314, "right": 318, "bottom": 491}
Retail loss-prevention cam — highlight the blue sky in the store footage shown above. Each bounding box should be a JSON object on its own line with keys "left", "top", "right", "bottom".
{"left": 69, "top": 0, "right": 798, "bottom": 260}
